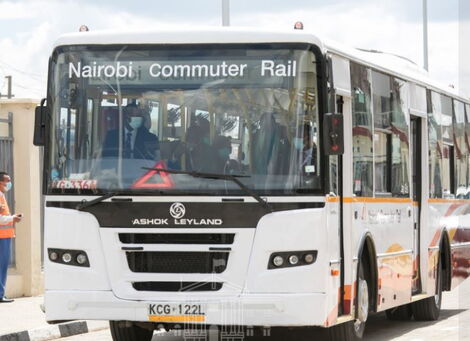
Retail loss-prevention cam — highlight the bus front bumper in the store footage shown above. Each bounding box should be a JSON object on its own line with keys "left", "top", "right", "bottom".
{"left": 45, "top": 290, "right": 329, "bottom": 327}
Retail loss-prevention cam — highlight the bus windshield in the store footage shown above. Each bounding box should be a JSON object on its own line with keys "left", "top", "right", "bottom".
{"left": 47, "top": 44, "right": 322, "bottom": 195}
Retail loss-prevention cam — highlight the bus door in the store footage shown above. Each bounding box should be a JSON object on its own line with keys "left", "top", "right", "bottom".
{"left": 410, "top": 115, "right": 422, "bottom": 293}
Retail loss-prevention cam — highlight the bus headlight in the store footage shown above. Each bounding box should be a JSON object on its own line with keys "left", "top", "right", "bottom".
{"left": 49, "top": 251, "right": 59, "bottom": 261}
{"left": 273, "top": 256, "right": 284, "bottom": 267}
{"left": 62, "top": 253, "right": 72, "bottom": 263}
{"left": 268, "top": 250, "right": 317, "bottom": 269}
{"left": 48, "top": 248, "right": 90, "bottom": 267}
{"left": 288, "top": 255, "right": 299, "bottom": 265}
{"left": 304, "top": 253, "right": 315, "bottom": 264}
{"left": 76, "top": 253, "right": 88, "bottom": 265}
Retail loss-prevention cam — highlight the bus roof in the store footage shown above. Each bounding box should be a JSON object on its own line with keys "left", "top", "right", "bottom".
{"left": 53, "top": 27, "right": 324, "bottom": 50}
{"left": 53, "top": 27, "right": 468, "bottom": 104}
{"left": 324, "top": 39, "right": 468, "bottom": 103}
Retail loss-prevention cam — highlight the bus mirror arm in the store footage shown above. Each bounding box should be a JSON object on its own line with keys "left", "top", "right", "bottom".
{"left": 323, "top": 113, "right": 344, "bottom": 155}
{"left": 33, "top": 98, "right": 48, "bottom": 146}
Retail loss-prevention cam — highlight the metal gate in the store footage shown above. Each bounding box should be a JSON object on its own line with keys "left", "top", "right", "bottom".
{"left": 0, "top": 112, "right": 15, "bottom": 266}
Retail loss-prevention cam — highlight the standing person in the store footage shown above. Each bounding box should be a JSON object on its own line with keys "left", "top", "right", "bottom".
{"left": 0, "top": 172, "right": 22, "bottom": 303}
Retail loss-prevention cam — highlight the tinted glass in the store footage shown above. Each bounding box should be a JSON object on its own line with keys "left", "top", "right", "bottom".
{"left": 391, "top": 78, "right": 410, "bottom": 197}
{"left": 467, "top": 104, "right": 470, "bottom": 196}
{"left": 351, "top": 63, "right": 373, "bottom": 197}
{"left": 441, "top": 95, "right": 453, "bottom": 145}
{"left": 372, "top": 71, "right": 392, "bottom": 194}
{"left": 409, "top": 83, "right": 427, "bottom": 114}
{"left": 47, "top": 45, "right": 322, "bottom": 195}
{"left": 429, "top": 91, "right": 443, "bottom": 198}
{"left": 454, "top": 100, "right": 466, "bottom": 197}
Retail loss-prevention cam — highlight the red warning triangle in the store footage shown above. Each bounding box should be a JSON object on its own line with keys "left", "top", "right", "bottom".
{"left": 131, "top": 161, "right": 175, "bottom": 189}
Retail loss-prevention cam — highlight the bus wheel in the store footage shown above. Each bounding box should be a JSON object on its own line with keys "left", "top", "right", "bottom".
{"left": 109, "top": 321, "right": 154, "bottom": 341}
{"left": 385, "top": 304, "right": 412, "bottom": 321}
{"left": 411, "top": 256, "right": 443, "bottom": 321}
{"left": 328, "top": 261, "right": 369, "bottom": 340}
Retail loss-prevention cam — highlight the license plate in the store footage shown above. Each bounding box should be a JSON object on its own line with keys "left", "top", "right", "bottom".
{"left": 148, "top": 303, "right": 206, "bottom": 322}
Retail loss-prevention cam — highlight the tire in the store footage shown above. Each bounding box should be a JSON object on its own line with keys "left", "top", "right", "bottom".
{"left": 411, "top": 255, "right": 443, "bottom": 321}
{"left": 385, "top": 304, "right": 413, "bottom": 321}
{"left": 109, "top": 321, "right": 154, "bottom": 341}
{"left": 328, "top": 260, "right": 369, "bottom": 341}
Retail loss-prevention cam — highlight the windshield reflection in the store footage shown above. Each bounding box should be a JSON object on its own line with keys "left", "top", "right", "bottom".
{"left": 48, "top": 45, "right": 322, "bottom": 195}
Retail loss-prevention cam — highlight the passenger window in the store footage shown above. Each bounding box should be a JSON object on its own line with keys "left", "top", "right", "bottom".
{"left": 429, "top": 92, "right": 455, "bottom": 198}
{"left": 328, "top": 95, "right": 344, "bottom": 194}
{"left": 454, "top": 100, "right": 466, "bottom": 198}
{"left": 429, "top": 92, "right": 443, "bottom": 198}
{"left": 391, "top": 78, "right": 410, "bottom": 197}
{"left": 466, "top": 104, "right": 470, "bottom": 197}
{"left": 441, "top": 95, "right": 454, "bottom": 196}
{"left": 351, "top": 63, "right": 373, "bottom": 197}
{"left": 372, "top": 71, "right": 392, "bottom": 194}
{"left": 409, "top": 83, "right": 427, "bottom": 115}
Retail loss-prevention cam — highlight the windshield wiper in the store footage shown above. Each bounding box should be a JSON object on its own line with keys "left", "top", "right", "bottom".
{"left": 76, "top": 192, "right": 123, "bottom": 211}
{"left": 143, "top": 167, "right": 274, "bottom": 212}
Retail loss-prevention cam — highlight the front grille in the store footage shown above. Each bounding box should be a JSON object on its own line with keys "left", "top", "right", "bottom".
{"left": 119, "top": 233, "right": 235, "bottom": 245}
{"left": 126, "top": 251, "right": 229, "bottom": 273}
{"left": 133, "top": 281, "right": 223, "bottom": 292}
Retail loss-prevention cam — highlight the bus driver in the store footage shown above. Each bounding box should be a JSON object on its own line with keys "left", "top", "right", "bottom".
{"left": 102, "top": 102, "right": 160, "bottom": 161}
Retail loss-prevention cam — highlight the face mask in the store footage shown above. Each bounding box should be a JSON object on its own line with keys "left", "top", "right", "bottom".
{"left": 4, "top": 182, "right": 12, "bottom": 192}
{"left": 129, "top": 117, "right": 143, "bottom": 130}
{"left": 293, "top": 137, "right": 303, "bottom": 150}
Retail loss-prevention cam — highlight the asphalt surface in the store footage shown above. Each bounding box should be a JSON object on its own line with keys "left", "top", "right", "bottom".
{"left": 57, "top": 278, "right": 470, "bottom": 341}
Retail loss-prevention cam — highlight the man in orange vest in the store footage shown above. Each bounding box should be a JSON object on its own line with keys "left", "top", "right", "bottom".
{"left": 0, "top": 172, "right": 22, "bottom": 303}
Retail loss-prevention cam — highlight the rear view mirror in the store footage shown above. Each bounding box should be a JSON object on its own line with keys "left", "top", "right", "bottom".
{"left": 33, "top": 98, "right": 47, "bottom": 146}
{"left": 323, "top": 113, "right": 344, "bottom": 155}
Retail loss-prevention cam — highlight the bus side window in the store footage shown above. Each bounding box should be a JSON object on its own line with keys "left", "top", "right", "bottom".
{"left": 440, "top": 95, "right": 454, "bottom": 197}
{"left": 372, "top": 71, "right": 392, "bottom": 195}
{"left": 453, "top": 100, "right": 466, "bottom": 198}
{"left": 466, "top": 104, "right": 470, "bottom": 198}
{"left": 328, "top": 95, "right": 344, "bottom": 194}
{"left": 429, "top": 91, "right": 443, "bottom": 198}
{"left": 390, "top": 78, "right": 410, "bottom": 197}
{"left": 350, "top": 62, "right": 373, "bottom": 197}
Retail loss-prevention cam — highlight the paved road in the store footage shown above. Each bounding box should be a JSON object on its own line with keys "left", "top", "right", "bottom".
{"left": 58, "top": 278, "right": 470, "bottom": 341}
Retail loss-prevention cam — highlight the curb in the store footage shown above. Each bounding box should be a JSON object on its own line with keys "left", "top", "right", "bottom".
{"left": 0, "top": 320, "right": 108, "bottom": 341}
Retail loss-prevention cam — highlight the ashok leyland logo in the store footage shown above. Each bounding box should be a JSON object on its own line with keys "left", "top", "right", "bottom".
{"left": 132, "top": 202, "right": 223, "bottom": 226}
{"left": 170, "top": 202, "right": 186, "bottom": 219}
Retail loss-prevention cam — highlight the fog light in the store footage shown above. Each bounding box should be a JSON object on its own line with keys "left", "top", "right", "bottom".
{"left": 304, "top": 253, "right": 315, "bottom": 264}
{"left": 273, "top": 256, "right": 284, "bottom": 267}
{"left": 288, "top": 255, "right": 299, "bottom": 265}
{"left": 76, "top": 253, "right": 87, "bottom": 265}
{"left": 49, "top": 252, "right": 58, "bottom": 261}
{"left": 62, "top": 253, "right": 72, "bottom": 263}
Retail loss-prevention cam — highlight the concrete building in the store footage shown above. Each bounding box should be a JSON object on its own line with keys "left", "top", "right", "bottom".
{"left": 0, "top": 98, "right": 43, "bottom": 297}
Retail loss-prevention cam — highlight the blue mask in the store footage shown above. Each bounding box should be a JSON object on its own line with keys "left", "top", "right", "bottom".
{"left": 129, "top": 117, "right": 143, "bottom": 130}
{"left": 5, "top": 182, "right": 12, "bottom": 192}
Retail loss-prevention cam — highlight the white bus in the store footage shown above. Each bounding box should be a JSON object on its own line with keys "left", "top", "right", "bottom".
{"left": 34, "top": 28, "right": 470, "bottom": 341}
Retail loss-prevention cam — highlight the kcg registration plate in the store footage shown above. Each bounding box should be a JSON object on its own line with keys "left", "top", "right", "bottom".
{"left": 148, "top": 303, "right": 206, "bottom": 323}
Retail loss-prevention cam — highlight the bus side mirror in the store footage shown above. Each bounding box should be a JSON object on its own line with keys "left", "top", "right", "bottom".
{"left": 323, "top": 113, "right": 344, "bottom": 155}
{"left": 33, "top": 98, "right": 47, "bottom": 146}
